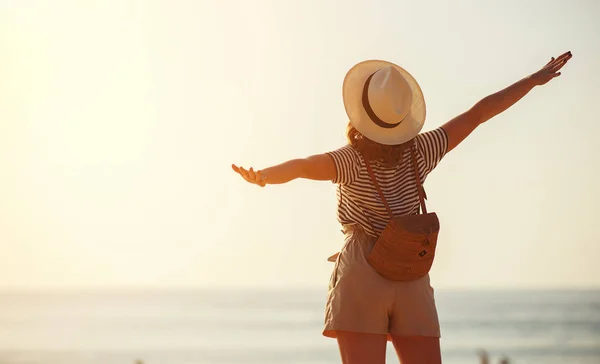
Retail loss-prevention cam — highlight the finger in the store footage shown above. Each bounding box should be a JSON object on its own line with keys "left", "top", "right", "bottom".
{"left": 239, "top": 167, "right": 250, "bottom": 180}
{"left": 544, "top": 57, "right": 555, "bottom": 66}
{"left": 545, "top": 52, "right": 571, "bottom": 70}
{"left": 234, "top": 165, "right": 249, "bottom": 179}
{"left": 550, "top": 58, "right": 569, "bottom": 72}
{"left": 555, "top": 51, "right": 572, "bottom": 60}
{"left": 549, "top": 52, "right": 572, "bottom": 68}
{"left": 551, "top": 72, "right": 562, "bottom": 78}
{"left": 257, "top": 172, "right": 266, "bottom": 184}
{"left": 254, "top": 170, "right": 263, "bottom": 183}
{"left": 257, "top": 171, "right": 268, "bottom": 186}
{"left": 555, "top": 52, "right": 572, "bottom": 64}
{"left": 242, "top": 167, "right": 263, "bottom": 186}
{"left": 550, "top": 52, "right": 571, "bottom": 65}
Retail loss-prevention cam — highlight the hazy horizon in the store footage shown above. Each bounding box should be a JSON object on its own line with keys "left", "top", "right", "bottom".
{"left": 1, "top": 0, "right": 599, "bottom": 291}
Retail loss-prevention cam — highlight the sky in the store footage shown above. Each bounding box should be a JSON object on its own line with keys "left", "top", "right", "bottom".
{"left": 1, "top": 0, "right": 598, "bottom": 290}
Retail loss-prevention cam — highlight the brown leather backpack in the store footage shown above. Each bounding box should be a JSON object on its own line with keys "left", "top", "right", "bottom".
{"left": 363, "top": 143, "right": 440, "bottom": 281}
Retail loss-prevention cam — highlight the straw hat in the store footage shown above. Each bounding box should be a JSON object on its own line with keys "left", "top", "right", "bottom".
{"left": 342, "top": 60, "right": 426, "bottom": 145}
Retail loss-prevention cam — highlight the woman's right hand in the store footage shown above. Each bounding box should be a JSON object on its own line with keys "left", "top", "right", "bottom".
{"left": 529, "top": 51, "right": 572, "bottom": 86}
{"left": 441, "top": 51, "right": 573, "bottom": 153}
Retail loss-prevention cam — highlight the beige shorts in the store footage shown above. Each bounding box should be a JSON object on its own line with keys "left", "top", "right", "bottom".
{"left": 323, "top": 225, "right": 441, "bottom": 340}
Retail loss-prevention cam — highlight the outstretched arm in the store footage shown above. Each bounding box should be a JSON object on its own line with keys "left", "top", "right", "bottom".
{"left": 442, "top": 51, "right": 572, "bottom": 153}
{"left": 232, "top": 153, "right": 336, "bottom": 187}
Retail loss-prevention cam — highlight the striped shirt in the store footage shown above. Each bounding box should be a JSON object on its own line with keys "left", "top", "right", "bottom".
{"left": 327, "top": 127, "right": 449, "bottom": 238}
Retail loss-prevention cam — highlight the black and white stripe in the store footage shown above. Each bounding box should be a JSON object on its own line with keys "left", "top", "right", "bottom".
{"left": 327, "top": 128, "right": 448, "bottom": 238}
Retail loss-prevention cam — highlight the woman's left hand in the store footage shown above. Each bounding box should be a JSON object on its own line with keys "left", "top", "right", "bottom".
{"left": 231, "top": 164, "right": 268, "bottom": 187}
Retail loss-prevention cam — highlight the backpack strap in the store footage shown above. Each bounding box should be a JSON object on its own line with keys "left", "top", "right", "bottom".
{"left": 363, "top": 141, "right": 428, "bottom": 217}
{"left": 409, "top": 143, "right": 428, "bottom": 214}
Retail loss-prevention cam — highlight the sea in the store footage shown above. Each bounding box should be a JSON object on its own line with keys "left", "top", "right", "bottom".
{"left": 0, "top": 289, "right": 599, "bottom": 364}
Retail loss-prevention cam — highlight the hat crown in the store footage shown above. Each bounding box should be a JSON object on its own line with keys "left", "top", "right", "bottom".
{"left": 367, "top": 66, "right": 413, "bottom": 125}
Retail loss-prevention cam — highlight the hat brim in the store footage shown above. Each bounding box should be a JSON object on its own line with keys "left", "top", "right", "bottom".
{"left": 342, "top": 60, "right": 426, "bottom": 145}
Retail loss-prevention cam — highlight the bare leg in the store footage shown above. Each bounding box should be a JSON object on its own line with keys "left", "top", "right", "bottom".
{"left": 336, "top": 330, "right": 387, "bottom": 364}
{"left": 391, "top": 335, "right": 442, "bottom": 364}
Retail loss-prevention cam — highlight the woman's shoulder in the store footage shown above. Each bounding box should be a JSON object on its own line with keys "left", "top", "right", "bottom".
{"left": 413, "top": 127, "right": 449, "bottom": 176}
{"left": 327, "top": 143, "right": 363, "bottom": 162}
{"left": 326, "top": 144, "right": 364, "bottom": 185}
{"left": 415, "top": 127, "right": 449, "bottom": 152}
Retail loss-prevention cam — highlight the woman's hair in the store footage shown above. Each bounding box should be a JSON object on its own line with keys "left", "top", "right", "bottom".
{"left": 346, "top": 122, "right": 413, "bottom": 167}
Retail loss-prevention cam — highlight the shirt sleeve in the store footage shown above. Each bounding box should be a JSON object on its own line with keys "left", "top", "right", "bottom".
{"left": 415, "top": 127, "right": 449, "bottom": 177}
{"left": 326, "top": 144, "right": 362, "bottom": 185}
